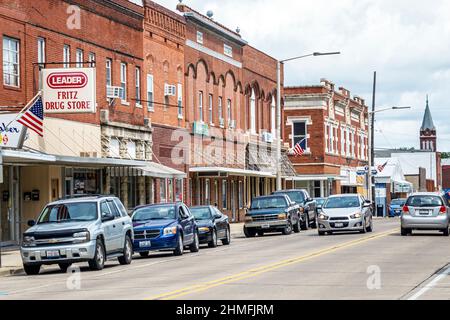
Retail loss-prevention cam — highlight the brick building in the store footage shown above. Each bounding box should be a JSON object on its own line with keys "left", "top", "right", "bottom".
{"left": 443, "top": 159, "right": 450, "bottom": 190}
{"left": 284, "top": 79, "right": 369, "bottom": 197}
{"left": 176, "top": 3, "right": 292, "bottom": 222}
{"left": 0, "top": 0, "right": 184, "bottom": 245}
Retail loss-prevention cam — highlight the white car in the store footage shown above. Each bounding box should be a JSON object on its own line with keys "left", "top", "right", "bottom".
{"left": 317, "top": 194, "right": 373, "bottom": 236}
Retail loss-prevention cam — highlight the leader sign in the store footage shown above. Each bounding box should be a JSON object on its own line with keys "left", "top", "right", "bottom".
{"left": 42, "top": 68, "right": 96, "bottom": 114}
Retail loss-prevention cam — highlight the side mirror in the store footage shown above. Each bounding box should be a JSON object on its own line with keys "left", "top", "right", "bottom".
{"left": 214, "top": 214, "right": 222, "bottom": 220}
{"left": 102, "top": 213, "right": 115, "bottom": 222}
{"left": 27, "top": 220, "right": 36, "bottom": 227}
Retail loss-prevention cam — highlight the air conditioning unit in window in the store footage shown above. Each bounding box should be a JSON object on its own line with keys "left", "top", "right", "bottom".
{"left": 219, "top": 118, "right": 225, "bottom": 128}
{"left": 106, "top": 86, "right": 123, "bottom": 99}
{"left": 164, "top": 84, "right": 176, "bottom": 97}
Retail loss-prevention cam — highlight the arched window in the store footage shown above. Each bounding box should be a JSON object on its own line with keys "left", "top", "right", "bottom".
{"left": 271, "top": 96, "right": 276, "bottom": 137}
{"left": 250, "top": 89, "right": 256, "bottom": 134}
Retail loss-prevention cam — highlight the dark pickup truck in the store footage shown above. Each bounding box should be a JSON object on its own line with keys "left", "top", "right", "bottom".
{"left": 273, "top": 189, "right": 317, "bottom": 230}
{"left": 244, "top": 195, "right": 302, "bottom": 237}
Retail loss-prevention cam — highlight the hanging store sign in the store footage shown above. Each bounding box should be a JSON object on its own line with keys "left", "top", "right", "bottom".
{"left": 0, "top": 113, "right": 27, "bottom": 149}
{"left": 42, "top": 68, "right": 96, "bottom": 114}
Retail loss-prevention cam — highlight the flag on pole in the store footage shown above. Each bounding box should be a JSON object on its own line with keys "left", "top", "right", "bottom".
{"left": 377, "top": 161, "right": 388, "bottom": 173}
{"left": 292, "top": 138, "right": 306, "bottom": 157}
{"left": 17, "top": 95, "right": 44, "bottom": 137}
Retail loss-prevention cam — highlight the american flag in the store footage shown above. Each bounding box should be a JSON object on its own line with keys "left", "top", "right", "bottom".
{"left": 377, "top": 161, "right": 388, "bottom": 173}
{"left": 17, "top": 96, "right": 44, "bottom": 137}
{"left": 293, "top": 138, "right": 306, "bottom": 157}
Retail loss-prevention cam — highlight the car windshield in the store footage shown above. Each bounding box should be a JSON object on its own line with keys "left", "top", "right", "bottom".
{"left": 251, "top": 197, "right": 287, "bottom": 210}
{"left": 406, "top": 196, "right": 443, "bottom": 208}
{"left": 133, "top": 205, "right": 176, "bottom": 222}
{"left": 391, "top": 199, "right": 405, "bottom": 206}
{"left": 324, "top": 197, "right": 360, "bottom": 209}
{"left": 316, "top": 199, "right": 326, "bottom": 206}
{"left": 38, "top": 202, "right": 98, "bottom": 224}
{"left": 283, "top": 192, "right": 305, "bottom": 203}
{"left": 191, "top": 207, "right": 212, "bottom": 220}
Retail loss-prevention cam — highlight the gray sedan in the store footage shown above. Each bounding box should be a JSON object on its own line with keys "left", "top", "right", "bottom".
{"left": 401, "top": 193, "right": 450, "bottom": 236}
{"left": 317, "top": 194, "right": 373, "bottom": 236}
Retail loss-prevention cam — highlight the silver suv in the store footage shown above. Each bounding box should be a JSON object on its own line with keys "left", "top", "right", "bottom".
{"left": 21, "top": 196, "right": 134, "bottom": 275}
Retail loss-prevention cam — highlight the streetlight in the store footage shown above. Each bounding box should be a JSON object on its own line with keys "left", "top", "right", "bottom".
{"left": 276, "top": 51, "right": 341, "bottom": 191}
{"left": 367, "top": 106, "right": 411, "bottom": 205}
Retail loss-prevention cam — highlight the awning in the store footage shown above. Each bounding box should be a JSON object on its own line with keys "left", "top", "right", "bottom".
{"left": 1, "top": 149, "right": 186, "bottom": 179}
{"left": 190, "top": 167, "right": 275, "bottom": 178}
{"left": 283, "top": 175, "right": 345, "bottom": 182}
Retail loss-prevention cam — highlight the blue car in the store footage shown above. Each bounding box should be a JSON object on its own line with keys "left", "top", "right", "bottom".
{"left": 131, "top": 203, "right": 199, "bottom": 257}
{"left": 389, "top": 198, "right": 406, "bottom": 217}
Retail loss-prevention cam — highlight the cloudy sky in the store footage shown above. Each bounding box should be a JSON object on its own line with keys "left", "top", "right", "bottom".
{"left": 156, "top": 0, "right": 450, "bottom": 151}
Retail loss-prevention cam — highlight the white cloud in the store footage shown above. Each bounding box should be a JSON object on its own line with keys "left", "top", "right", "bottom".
{"left": 156, "top": 0, "right": 450, "bottom": 150}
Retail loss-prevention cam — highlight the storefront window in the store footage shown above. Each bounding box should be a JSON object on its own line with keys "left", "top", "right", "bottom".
{"left": 222, "top": 180, "right": 227, "bottom": 209}
{"left": 160, "top": 179, "right": 167, "bottom": 203}
{"left": 128, "top": 176, "right": 137, "bottom": 209}
{"left": 175, "top": 179, "right": 183, "bottom": 202}
{"left": 205, "top": 179, "right": 210, "bottom": 205}
{"left": 73, "top": 169, "right": 101, "bottom": 195}
{"left": 168, "top": 179, "right": 174, "bottom": 203}
{"left": 239, "top": 181, "right": 244, "bottom": 209}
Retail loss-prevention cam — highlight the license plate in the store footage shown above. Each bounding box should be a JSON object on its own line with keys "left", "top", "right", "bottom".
{"left": 46, "top": 250, "right": 60, "bottom": 258}
{"left": 261, "top": 224, "right": 270, "bottom": 229}
{"left": 139, "top": 241, "right": 151, "bottom": 248}
{"left": 334, "top": 223, "right": 344, "bottom": 228}
{"left": 419, "top": 210, "right": 430, "bottom": 215}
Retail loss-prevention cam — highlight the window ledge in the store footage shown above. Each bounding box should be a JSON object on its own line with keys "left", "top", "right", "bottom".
{"left": 3, "top": 84, "right": 21, "bottom": 91}
{"left": 136, "top": 103, "right": 143, "bottom": 109}
{"left": 121, "top": 100, "right": 130, "bottom": 106}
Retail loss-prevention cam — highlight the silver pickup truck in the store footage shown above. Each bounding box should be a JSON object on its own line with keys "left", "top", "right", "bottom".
{"left": 21, "top": 195, "right": 133, "bottom": 275}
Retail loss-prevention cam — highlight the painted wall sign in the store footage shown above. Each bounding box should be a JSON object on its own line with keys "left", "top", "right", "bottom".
{"left": 0, "top": 113, "right": 27, "bottom": 149}
{"left": 42, "top": 68, "right": 96, "bottom": 114}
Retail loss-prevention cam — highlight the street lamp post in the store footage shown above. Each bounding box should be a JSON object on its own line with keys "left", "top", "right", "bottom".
{"left": 367, "top": 106, "right": 411, "bottom": 206}
{"left": 276, "top": 52, "right": 341, "bottom": 191}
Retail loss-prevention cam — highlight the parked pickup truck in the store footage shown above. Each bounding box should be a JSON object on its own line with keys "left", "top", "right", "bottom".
{"left": 244, "top": 195, "right": 302, "bottom": 237}
{"left": 273, "top": 189, "right": 317, "bottom": 230}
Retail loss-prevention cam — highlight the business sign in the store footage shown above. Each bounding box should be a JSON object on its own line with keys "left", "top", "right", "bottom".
{"left": 42, "top": 68, "right": 96, "bottom": 114}
{"left": 0, "top": 113, "right": 27, "bottom": 149}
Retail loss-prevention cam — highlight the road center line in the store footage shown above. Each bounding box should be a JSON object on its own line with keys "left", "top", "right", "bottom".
{"left": 148, "top": 228, "right": 398, "bottom": 300}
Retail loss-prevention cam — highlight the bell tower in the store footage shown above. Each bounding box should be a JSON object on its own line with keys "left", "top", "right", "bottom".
{"left": 420, "top": 95, "right": 437, "bottom": 152}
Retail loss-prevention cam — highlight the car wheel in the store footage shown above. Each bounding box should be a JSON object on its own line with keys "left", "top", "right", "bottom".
{"left": 208, "top": 229, "right": 218, "bottom": 248}
{"left": 118, "top": 235, "right": 133, "bottom": 265}
{"left": 282, "top": 220, "right": 293, "bottom": 235}
{"left": 401, "top": 227, "right": 409, "bottom": 236}
{"left": 360, "top": 219, "right": 367, "bottom": 234}
{"left": 89, "top": 239, "right": 106, "bottom": 271}
{"left": 173, "top": 234, "right": 184, "bottom": 256}
{"left": 139, "top": 252, "right": 150, "bottom": 258}
{"left": 318, "top": 231, "right": 325, "bottom": 236}
{"left": 24, "top": 264, "right": 41, "bottom": 276}
{"left": 443, "top": 228, "right": 450, "bottom": 237}
{"left": 367, "top": 218, "right": 373, "bottom": 233}
{"left": 244, "top": 227, "right": 256, "bottom": 238}
{"left": 301, "top": 214, "right": 309, "bottom": 231}
{"left": 190, "top": 232, "right": 200, "bottom": 253}
{"left": 58, "top": 263, "right": 72, "bottom": 273}
{"left": 311, "top": 215, "right": 318, "bottom": 229}
{"left": 293, "top": 218, "right": 301, "bottom": 233}
{"left": 222, "top": 227, "right": 231, "bottom": 245}
{"left": 257, "top": 231, "right": 265, "bottom": 237}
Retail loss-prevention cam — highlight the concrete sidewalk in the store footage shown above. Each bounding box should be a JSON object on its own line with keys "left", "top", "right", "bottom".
{"left": 0, "top": 249, "right": 23, "bottom": 277}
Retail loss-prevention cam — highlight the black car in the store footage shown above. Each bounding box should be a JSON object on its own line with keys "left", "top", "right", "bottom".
{"left": 273, "top": 189, "right": 317, "bottom": 230}
{"left": 190, "top": 206, "right": 231, "bottom": 247}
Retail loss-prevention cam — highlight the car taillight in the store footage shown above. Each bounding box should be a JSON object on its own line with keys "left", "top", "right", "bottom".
{"left": 402, "top": 206, "right": 410, "bottom": 214}
{"left": 439, "top": 206, "right": 447, "bottom": 214}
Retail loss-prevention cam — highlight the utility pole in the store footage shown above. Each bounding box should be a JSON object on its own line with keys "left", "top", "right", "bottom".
{"left": 371, "top": 72, "right": 376, "bottom": 206}
{"left": 276, "top": 60, "right": 282, "bottom": 191}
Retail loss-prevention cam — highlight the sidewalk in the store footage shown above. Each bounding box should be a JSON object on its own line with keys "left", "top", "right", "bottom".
{"left": 0, "top": 249, "right": 23, "bottom": 277}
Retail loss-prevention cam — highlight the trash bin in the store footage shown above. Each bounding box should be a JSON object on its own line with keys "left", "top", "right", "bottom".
{"left": 377, "top": 204, "right": 384, "bottom": 217}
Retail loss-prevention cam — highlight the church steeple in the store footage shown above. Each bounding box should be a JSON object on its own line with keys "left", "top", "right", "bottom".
{"left": 420, "top": 95, "right": 437, "bottom": 152}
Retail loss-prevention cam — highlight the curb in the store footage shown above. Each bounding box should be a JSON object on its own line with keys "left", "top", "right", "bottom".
{"left": 0, "top": 267, "right": 23, "bottom": 277}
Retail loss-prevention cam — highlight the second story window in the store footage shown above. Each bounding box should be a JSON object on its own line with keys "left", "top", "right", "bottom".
{"left": 218, "top": 97, "right": 223, "bottom": 127}
{"left": 209, "top": 94, "right": 213, "bottom": 124}
{"left": 271, "top": 97, "right": 276, "bottom": 136}
{"left": 292, "top": 121, "right": 307, "bottom": 151}
{"left": 106, "top": 59, "right": 112, "bottom": 87}
{"left": 76, "top": 49, "right": 84, "bottom": 68}
{"left": 177, "top": 83, "right": 183, "bottom": 119}
{"left": 88, "top": 52, "right": 96, "bottom": 67}
{"left": 120, "top": 63, "right": 127, "bottom": 101}
{"left": 227, "top": 99, "right": 232, "bottom": 127}
{"left": 3, "top": 36, "right": 20, "bottom": 87}
{"left": 135, "top": 67, "right": 141, "bottom": 106}
{"left": 63, "top": 45, "right": 70, "bottom": 68}
{"left": 250, "top": 90, "right": 256, "bottom": 134}
{"left": 37, "top": 37, "right": 45, "bottom": 65}
{"left": 198, "top": 91, "right": 204, "bottom": 122}
{"left": 147, "top": 74, "right": 154, "bottom": 111}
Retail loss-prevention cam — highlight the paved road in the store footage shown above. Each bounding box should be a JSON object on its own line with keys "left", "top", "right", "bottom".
{"left": 1, "top": 218, "right": 450, "bottom": 300}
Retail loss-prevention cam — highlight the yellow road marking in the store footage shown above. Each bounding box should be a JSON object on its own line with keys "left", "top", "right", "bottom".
{"left": 148, "top": 228, "right": 398, "bottom": 300}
